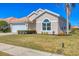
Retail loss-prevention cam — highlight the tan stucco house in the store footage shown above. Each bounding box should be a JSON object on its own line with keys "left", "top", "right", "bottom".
{"left": 6, "top": 8, "right": 67, "bottom": 34}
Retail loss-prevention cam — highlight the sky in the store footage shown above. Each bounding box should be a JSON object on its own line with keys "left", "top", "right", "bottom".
{"left": 0, "top": 3, "right": 79, "bottom": 26}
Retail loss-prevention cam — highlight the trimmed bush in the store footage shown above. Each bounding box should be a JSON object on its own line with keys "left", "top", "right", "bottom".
{"left": 27, "top": 30, "right": 36, "bottom": 34}
{"left": 41, "top": 32, "right": 48, "bottom": 35}
{"left": 18, "top": 30, "right": 36, "bottom": 34}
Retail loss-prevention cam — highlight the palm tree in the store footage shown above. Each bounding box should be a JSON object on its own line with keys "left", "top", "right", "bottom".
{"left": 56, "top": 3, "right": 75, "bottom": 35}
{"left": 65, "top": 3, "right": 75, "bottom": 35}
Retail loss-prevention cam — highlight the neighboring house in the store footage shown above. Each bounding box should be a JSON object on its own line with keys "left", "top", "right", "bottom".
{"left": 71, "top": 26, "right": 79, "bottom": 30}
{"left": 6, "top": 8, "right": 67, "bottom": 34}
{"left": 6, "top": 17, "right": 28, "bottom": 33}
{"left": 71, "top": 26, "right": 79, "bottom": 29}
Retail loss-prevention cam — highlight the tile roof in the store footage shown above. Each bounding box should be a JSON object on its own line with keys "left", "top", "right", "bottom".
{"left": 71, "top": 26, "right": 79, "bottom": 28}
{"left": 6, "top": 17, "right": 28, "bottom": 23}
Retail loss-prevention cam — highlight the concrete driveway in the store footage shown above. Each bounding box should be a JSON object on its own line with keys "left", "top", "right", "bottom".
{"left": 0, "top": 33, "right": 17, "bottom": 36}
{"left": 0, "top": 43, "right": 63, "bottom": 56}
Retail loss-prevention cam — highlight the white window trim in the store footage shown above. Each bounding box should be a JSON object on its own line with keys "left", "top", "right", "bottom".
{"left": 41, "top": 18, "right": 52, "bottom": 32}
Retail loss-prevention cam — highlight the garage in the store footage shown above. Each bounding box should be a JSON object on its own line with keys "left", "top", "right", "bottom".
{"left": 11, "top": 23, "right": 28, "bottom": 33}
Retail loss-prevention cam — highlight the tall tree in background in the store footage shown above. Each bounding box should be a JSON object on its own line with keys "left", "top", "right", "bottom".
{"left": 65, "top": 3, "right": 75, "bottom": 35}
{"left": 57, "top": 3, "right": 75, "bottom": 35}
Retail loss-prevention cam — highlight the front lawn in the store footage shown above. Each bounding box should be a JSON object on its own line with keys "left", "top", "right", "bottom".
{"left": 0, "top": 31, "right": 79, "bottom": 56}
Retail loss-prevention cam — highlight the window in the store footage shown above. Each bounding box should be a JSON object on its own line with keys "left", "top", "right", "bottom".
{"left": 42, "top": 19, "right": 51, "bottom": 31}
{"left": 61, "top": 23, "right": 66, "bottom": 31}
{"left": 42, "top": 23, "right": 46, "bottom": 30}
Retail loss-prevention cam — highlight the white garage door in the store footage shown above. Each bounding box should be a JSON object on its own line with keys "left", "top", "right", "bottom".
{"left": 11, "top": 23, "right": 28, "bottom": 32}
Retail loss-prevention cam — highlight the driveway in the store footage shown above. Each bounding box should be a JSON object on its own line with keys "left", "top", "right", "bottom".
{"left": 0, "top": 33, "right": 17, "bottom": 36}
{"left": 0, "top": 43, "right": 63, "bottom": 56}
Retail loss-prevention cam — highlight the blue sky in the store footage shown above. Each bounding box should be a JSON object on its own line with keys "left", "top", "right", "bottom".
{"left": 0, "top": 3, "right": 79, "bottom": 26}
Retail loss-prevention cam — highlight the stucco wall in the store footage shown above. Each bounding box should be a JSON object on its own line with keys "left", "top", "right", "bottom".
{"left": 29, "top": 13, "right": 37, "bottom": 21}
{"left": 58, "top": 17, "right": 66, "bottom": 34}
{"left": 36, "top": 10, "right": 44, "bottom": 15}
{"left": 28, "top": 22, "right": 36, "bottom": 30}
{"left": 29, "top": 9, "right": 44, "bottom": 22}
{"left": 36, "top": 12, "right": 59, "bottom": 34}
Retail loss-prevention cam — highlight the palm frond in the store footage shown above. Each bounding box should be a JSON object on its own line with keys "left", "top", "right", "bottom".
{"left": 71, "top": 3, "right": 76, "bottom": 8}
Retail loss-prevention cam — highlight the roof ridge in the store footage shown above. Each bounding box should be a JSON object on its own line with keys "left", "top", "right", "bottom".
{"left": 27, "top": 8, "right": 44, "bottom": 17}
{"left": 27, "top": 11, "right": 36, "bottom": 17}
{"left": 44, "top": 9, "right": 60, "bottom": 16}
{"left": 36, "top": 8, "right": 44, "bottom": 12}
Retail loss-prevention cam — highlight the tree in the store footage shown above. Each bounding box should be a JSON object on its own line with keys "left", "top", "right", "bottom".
{"left": 0, "top": 21, "right": 8, "bottom": 30}
{"left": 56, "top": 3, "right": 75, "bottom": 35}
{"left": 0, "top": 21, "right": 10, "bottom": 32}
{"left": 0, "top": 21, "right": 8, "bottom": 26}
{"left": 65, "top": 3, "right": 75, "bottom": 34}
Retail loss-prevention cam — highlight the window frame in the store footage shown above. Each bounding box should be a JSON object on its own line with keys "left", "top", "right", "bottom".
{"left": 42, "top": 19, "right": 51, "bottom": 31}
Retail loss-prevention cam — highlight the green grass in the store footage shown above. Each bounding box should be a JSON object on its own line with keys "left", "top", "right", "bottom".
{"left": 0, "top": 51, "right": 11, "bottom": 56}
{"left": 0, "top": 30, "right": 79, "bottom": 56}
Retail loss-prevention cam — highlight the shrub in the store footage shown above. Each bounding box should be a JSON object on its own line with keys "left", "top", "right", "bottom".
{"left": 26, "top": 30, "right": 36, "bottom": 34}
{"left": 41, "top": 32, "right": 48, "bottom": 35}
{"left": 0, "top": 21, "right": 10, "bottom": 33}
{"left": 18, "top": 30, "right": 36, "bottom": 34}
{"left": 1, "top": 28, "right": 11, "bottom": 33}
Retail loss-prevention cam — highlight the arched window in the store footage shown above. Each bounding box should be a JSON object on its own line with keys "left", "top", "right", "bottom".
{"left": 42, "top": 19, "right": 51, "bottom": 31}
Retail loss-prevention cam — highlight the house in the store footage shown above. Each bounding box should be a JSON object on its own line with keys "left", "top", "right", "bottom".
{"left": 71, "top": 26, "right": 79, "bottom": 29}
{"left": 6, "top": 17, "right": 28, "bottom": 33}
{"left": 6, "top": 8, "right": 67, "bottom": 34}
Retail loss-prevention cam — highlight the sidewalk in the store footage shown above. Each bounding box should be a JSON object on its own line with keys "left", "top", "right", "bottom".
{"left": 0, "top": 43, "right": 63, "bottom": 56}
